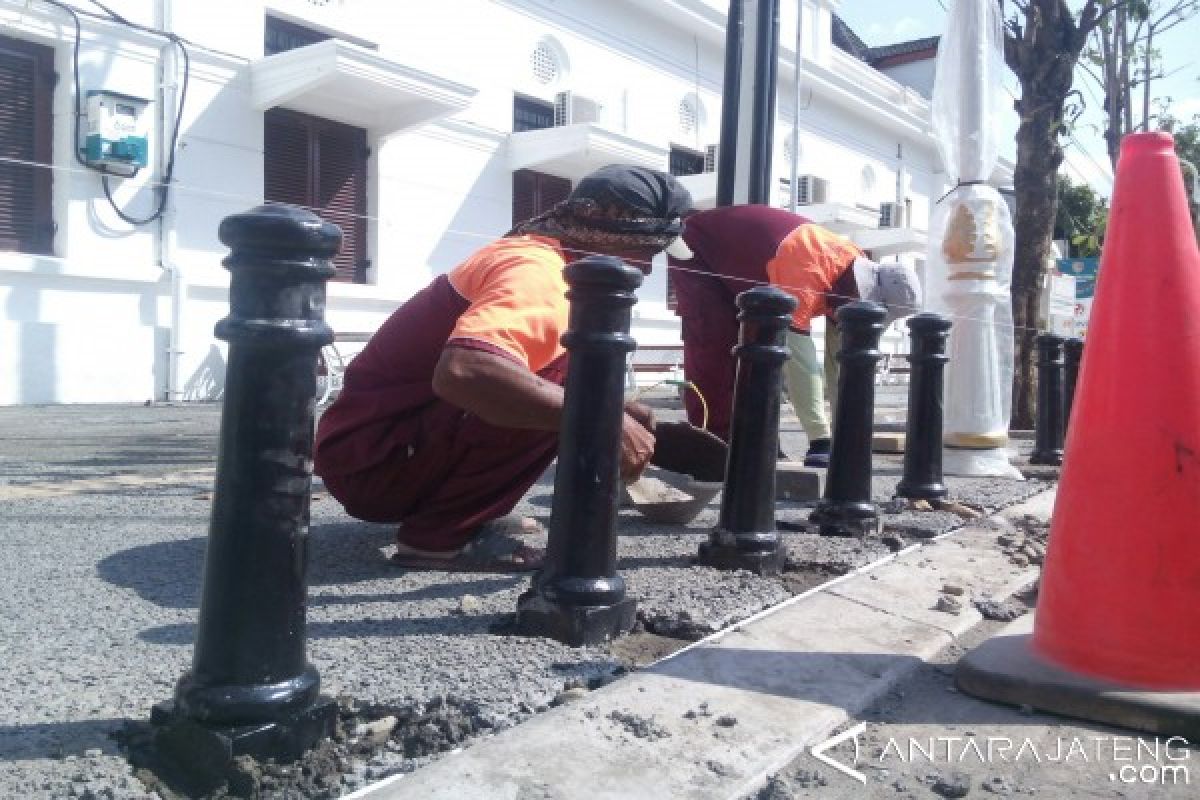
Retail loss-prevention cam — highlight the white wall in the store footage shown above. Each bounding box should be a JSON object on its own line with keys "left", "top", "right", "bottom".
{"left": 0, "top": 0, "right": 941, "bottom": 404}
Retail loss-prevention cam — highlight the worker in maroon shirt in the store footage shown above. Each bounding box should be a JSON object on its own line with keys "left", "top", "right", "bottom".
{"left": 315, "top": 165, "right": 698, "bottom": 572}
{"left": 667, "top": 204, "right": 920, "bottom": 467}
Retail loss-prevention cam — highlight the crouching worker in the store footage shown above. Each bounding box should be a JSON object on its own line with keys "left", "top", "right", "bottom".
{"left": 667, "top": 204, "right": 921, "bottom": 466}
{"left": 315, "top": 165, "right": 694, "bottom": 572}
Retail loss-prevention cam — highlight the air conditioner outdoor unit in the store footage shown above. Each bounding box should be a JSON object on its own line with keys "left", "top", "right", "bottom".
{"left": 796, "top": 175, "right": 828, "bottom": 205}
{"left": 554, "top": 91, "right": 603, "bottom": 126}
{"left": 879, "top": 201, "right": 905, "bottom": 228}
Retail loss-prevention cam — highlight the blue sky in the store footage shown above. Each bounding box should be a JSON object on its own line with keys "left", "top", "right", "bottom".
{"left": 835, "top": 0, "right": 1200, "bottom": 195}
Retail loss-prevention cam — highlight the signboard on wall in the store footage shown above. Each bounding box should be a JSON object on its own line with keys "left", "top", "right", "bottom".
{"left": 1041, "top": 273, "right": 1077, "bottom": 336}
{"left": 1056, "top": 257, "right": 1101, "bottom": 337}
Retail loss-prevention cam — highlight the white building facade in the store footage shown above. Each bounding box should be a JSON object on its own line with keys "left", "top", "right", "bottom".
{"left": 0, "top": 0, "right": 982, "bottom": 405}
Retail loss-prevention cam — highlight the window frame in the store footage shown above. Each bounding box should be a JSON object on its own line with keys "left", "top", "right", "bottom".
{"left": 0, "top": 34, "right": 55, "bottom": 256}
{"left": 263, "top": 107, "right": 370, "bottom": 284}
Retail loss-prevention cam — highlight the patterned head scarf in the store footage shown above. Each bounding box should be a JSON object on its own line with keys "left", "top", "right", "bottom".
{"left": 510, "top": 165, "right": 693, "bottom": 255}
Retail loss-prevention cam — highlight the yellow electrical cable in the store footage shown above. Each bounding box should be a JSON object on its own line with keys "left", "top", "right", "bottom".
{"left": 683, "top": 381, "right": 710, "bottom": 432}
{"left": 629, "top": 378, "right": 709, "bottom": 431}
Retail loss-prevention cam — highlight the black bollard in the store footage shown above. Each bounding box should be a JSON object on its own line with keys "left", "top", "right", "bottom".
{"left": 896, "top": 313, "right": 953, "bottom": 500}
{"left": 151, "top": 205, "right": 339, "bottom": 787}
{"left": 810, "top": 302, "right": 888, "bottom": 537}
{"left": 516, "top": 256, "right": 642, "bottom": 646}
{"left": 1030, "top": 332, "right": 1067, "bottom": 465}
{"left": 1063, "top": 337, "right": 1084, "bottom": 429}
{"left": 697, "top": 286, "right": 796, "bottom": 575}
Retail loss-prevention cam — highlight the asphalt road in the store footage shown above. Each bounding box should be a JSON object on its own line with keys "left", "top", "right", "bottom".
{"left": 0, "top": 398, "right": 1049, "bottom": 798}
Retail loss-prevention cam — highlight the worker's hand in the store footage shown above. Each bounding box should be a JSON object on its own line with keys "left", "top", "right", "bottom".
{"left": 623, "top": 400, "right": 656, "bottom": 433}
{"left": 619, "top": 412, "right": 656, "bottom": 482}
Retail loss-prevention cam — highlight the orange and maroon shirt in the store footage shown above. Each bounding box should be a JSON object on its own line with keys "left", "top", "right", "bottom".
{"left": 314, "top": 235, "right": 570, "bottom": 478}
{"left": 672, "top": 205, "right": 863, "bottom": 330}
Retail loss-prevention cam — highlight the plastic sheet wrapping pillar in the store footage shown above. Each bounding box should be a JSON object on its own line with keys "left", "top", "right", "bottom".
{"left": 1030, "top": 333, "right": 1066, "bottom": 466}
{"left": 516, "top": 256, "right": 641, "bottom": 646}
{"left": 896, "top": 313, "right": 953, "bottom": 500}
{"left": 925, "top": 0, "right": 1021, "bottom": 479}
{"left": 1063, "top": 337, "right": 1084, "bottom": 428}
{"left": 697, "top": 286, "right": 796, "bottom": 574}
{"left": 810, "top": 302, "right": 887, "bottom": 537}
{"left": 151, "top": 205, "right": 338, "bottom": 785}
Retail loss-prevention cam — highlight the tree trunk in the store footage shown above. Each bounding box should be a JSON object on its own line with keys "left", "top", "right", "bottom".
{"left": 1011, "top": 102, "right": 1065, "bottom": 429}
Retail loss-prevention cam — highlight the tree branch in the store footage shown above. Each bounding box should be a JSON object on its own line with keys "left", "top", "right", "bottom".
{"left": 1078, "top": 0, "right": 1133, "bottom": 37}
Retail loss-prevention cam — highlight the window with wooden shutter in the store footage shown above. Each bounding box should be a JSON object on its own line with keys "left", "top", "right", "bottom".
{"left": 265, "top": 16, "right": 331, "bottom": 56}
{"left": 264, "top": 108, "right": 368, "bottom": 283}
{"left": 0, "top": 35, "right": 54, "bottom": 255}
{"left": 668, "top": 146, "right": 705, "bottom": 177}
{"left": 512, "top": 169, "right": 570, "bottom": 228}
{"left": 513, "top": 95, "right": 554, "bottom": 132}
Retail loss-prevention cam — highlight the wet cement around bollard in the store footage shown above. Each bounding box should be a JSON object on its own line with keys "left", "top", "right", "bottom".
{"left": 0, "top": 399, "right": 1050, "bottom": 798}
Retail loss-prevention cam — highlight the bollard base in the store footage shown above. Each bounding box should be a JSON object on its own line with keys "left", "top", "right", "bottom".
{"left": 696, "top": 530, "right": 784, "bottom": 576}
{"left": 515, "top": 590, "right": 637, "bottom": 647}
{"left": 1028, "top": 450, "right": 1063, "bottom": 466}
{"left": 808, "top": 505, "right": 881, "bottom": 538}
{"left": 815, "top": 518, "right": 881, "bottom": 538}
{"left": 894, "top": 480, "right": 949, "bottom": 501}
{"left": 148, "top": 697, "right": 338, "bottom": 795}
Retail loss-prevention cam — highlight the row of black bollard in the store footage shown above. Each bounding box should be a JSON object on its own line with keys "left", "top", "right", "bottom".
{"left": 158, "top": 205, "right": 972, "bottom": 782}
{"left": 1030, "top": 332, "right": 1085, "bottom": 467}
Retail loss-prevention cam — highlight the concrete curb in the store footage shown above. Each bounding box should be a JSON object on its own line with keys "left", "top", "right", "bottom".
{"left": 350, "top": 488, "right": 1056, "bottom": 800}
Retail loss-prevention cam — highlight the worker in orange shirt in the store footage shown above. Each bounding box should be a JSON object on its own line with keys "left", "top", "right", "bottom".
{"left": 315, "top": 165, "right": 694, "bottom": 572}
{"left": 667, "top": 204, "right": 921, "bottom": 467}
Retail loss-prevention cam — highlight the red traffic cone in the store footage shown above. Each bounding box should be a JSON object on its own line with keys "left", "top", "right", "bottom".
{"left": 956, "top": 133, "right": 1200, "bottom": 739}
{"left": 1033, "top": 132, "right": 1200, "bottom": 689}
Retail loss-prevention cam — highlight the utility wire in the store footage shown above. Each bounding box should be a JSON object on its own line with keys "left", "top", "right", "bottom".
{"left": 0, "top": 152, "right": 1055, "bottom": 336}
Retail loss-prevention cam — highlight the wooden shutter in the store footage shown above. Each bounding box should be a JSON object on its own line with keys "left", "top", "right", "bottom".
{"left": 512, "top": 169, "right": 538, "bottom": 229}
{"left": 668, "top": 147, "right": 705, "bottom": 177}
{"left": 265, "top": 16, "right": 331, "bottom": 56}
{"left": 0, "top": 36, "right": 53, "bottom": 255}
{"left": 264, "top": 113, "right": 310, "bottom": 206}
{"left": 264, "top": 108, "right": 368, "bottom": 283}
{"left": 315, "top": 125, "right": 367, "bottom": 283}
{"left": 512, "top": 169, "right": 571, "bottom": 228}
{"left": 540, "top": 172, "right": 571, "bottom": 213}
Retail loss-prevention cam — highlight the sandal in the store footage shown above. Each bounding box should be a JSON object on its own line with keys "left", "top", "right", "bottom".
{"left": 389, "top": 525, "right": 546, "bottom": 573}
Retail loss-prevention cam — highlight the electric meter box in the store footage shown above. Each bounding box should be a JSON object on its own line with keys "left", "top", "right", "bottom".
{"left": 82, "top": 90, "right": 150, "bottom": 170}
